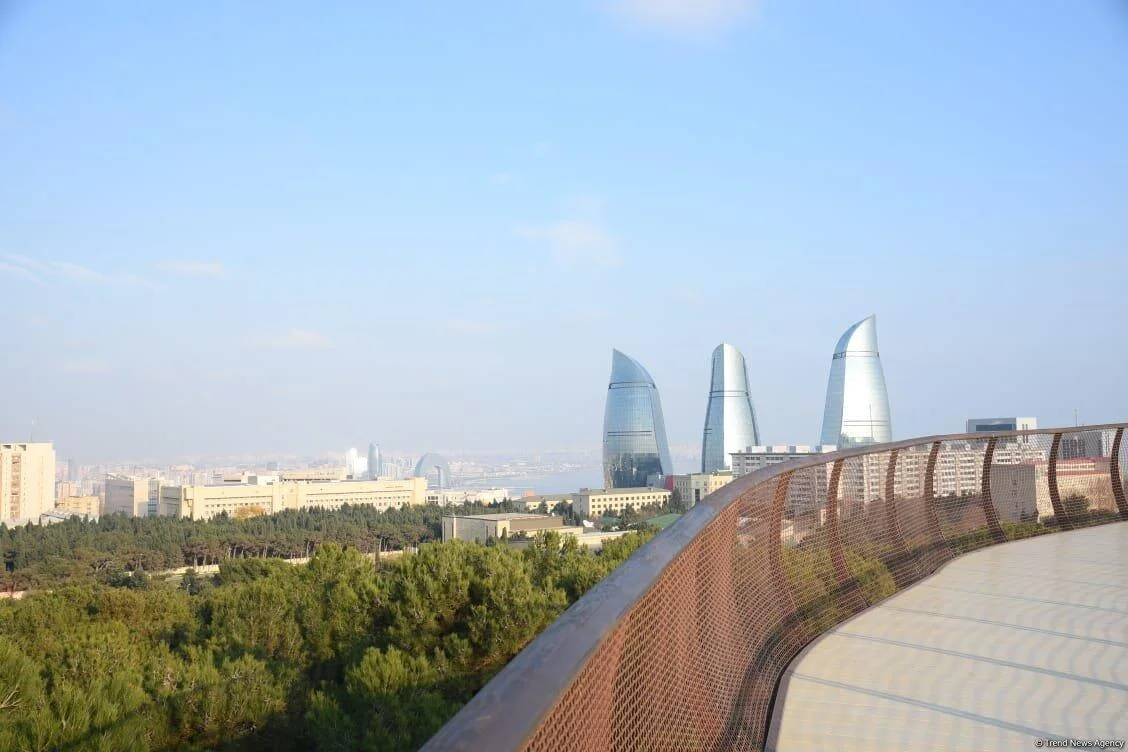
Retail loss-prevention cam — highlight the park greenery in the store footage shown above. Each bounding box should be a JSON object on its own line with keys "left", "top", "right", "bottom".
{"left": 0, "top": 527, "right": 655, "bottom": 751}
{"left": 1, "top": 503, "right": 517, "bottom": 591}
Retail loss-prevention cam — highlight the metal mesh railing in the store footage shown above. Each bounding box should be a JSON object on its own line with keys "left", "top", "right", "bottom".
{"left": 422, "top": 425, "right": 1128, "bottom": 751}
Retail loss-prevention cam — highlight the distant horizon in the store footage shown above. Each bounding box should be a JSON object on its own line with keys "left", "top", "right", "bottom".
{"left": 31, "top": 414, "right": 1118, "bottom": 470}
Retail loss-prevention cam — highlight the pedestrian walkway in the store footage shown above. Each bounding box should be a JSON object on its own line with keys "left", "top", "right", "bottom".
{"left": 767, "top": 523, "right": 1128, "bottom": 751}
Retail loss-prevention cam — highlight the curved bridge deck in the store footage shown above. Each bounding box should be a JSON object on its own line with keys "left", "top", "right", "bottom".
{"left": 767, "top": 522, "right": 1128, "bottom": 751}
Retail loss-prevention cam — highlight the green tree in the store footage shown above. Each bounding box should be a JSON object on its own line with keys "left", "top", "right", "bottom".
{"left": 1062, "top": 493, "right": 1090, "bottom": 520}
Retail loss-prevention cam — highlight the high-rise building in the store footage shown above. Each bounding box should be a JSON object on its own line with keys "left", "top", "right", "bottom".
{"left": 701, "top": 343, "right": 761, "bottom": 472}
{"left": 602, "top": 349, "right": 673, "bottom": 489}
{"left": 344, "top": 448, "right": 368, "bottom": 478}
{"left": 368, "top": 443, "right": 381, "bottom": 480}
{"left": 1, "top": 442, "right": 57, "bottom": 522}
{"left": 819, "top": 315, "right": 892, "bottom": 448}
{"left": 414, "top": 454, "right": 450, "bottom": 489}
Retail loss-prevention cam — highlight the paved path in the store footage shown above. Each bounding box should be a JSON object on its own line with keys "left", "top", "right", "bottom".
{"left": 767, "top": 522, "right": 1128, "bottom": 751}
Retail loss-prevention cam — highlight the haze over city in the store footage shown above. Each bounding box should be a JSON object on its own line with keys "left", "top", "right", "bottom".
{"left": 2, "top": 1, "right": 1127, "bottom": 464}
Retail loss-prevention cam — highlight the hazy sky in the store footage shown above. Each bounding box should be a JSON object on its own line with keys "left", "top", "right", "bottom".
{"left": 2, "top": 1, "right": 1126, "bottom": 463}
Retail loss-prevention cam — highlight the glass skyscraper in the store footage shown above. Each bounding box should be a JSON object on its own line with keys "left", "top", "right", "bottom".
{"left": 819, "top": 314, "right": 892, "bottom": 447}
{"left": 602, "top": 349, "right": 673, "bottom": 489}
{"left": 701, "top": 343, "right": 761, "bottom": 473}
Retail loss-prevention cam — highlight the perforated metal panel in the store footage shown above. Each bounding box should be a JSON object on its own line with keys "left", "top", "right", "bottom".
{"left": 423, "top": 425, "right": 1128, "bottom": 752}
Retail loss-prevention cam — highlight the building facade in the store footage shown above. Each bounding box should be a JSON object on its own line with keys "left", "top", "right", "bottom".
{"left": 426, "top": 488, "right": 510, "bottom": 506}
{"left": 672, "top": 472, "right": 734, "bottom": 509}
{"left": 518, "top": 493, "right": 575, "bottom": 512}
{"left": 730, "top": 445, "right": 838, "bottom": 478}
{"left": 160, "top": 476, "right": 427, "bottom": 520}
{"left": 701, "top": 343, "right": 761, "bottom": 473}
{"left": 573, "top": 487, "right": 671, "bottom": 519}
{"left": 731, "top": 446, "right": 837, "bottom": 518}
{"left": 966, "top": 417, "right": 1038, "bottom": 435}
{"left": 441, "top": 512, "right": 581, "bottom": 544}
{"left": 602, "top": 350, "right": 673, "bottom": 489}
{"left": 105, "top": 475, "right": 163, "bottom": 517}
{"left": 1, "top": 442, "right": 57, "bottom": 523}
{"left": 819, "top": 315, "right": 893, "bottom": 448}
{"left": 990, "top": 458, "right": 1115, "bottom": 521}
{"left": 56, "top": 495, "right": 102, "bottom": 518}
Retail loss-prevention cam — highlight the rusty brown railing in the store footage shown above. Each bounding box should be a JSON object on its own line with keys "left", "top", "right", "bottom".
{"left": 422, "top": 425, "right": 1128, "bottom": 751}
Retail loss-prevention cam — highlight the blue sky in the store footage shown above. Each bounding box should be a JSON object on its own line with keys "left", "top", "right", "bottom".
{"left": 1, "top": 1, "right": 1126, "bottom": 463}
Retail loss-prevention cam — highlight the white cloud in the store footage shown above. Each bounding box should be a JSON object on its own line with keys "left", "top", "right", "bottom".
{"left": 449, "top": 319, "right": 514, "bottom": 335}
{"left": 533, "top": 141, "right": 555, "bottom": 158}
{"left": 120, "top": 273, "right": 165, "bottom": 291}
{"left": 0, "top": 262, "right": 39, "bottom": 282}
{"left": 61, "top": 359, "right": 112, "bottom": 376}
{"left": 607, "top": 0, "right": 754, "bottom": 35}
{"left": 515, "top": 198, "right": 623, "bottom": 269}
{"left": 491, "top": 172, "right": 518, "bottom": 186}
{"left": 26, "top": 315, "right": 51, "bottom": 327}
{"left": 52, "top": 261, "right": 109, "bottom": 282}
{"left": 158, "top": 261, "right": 227, "bottom": 278}
{"left": 45, "top": 260, "right": 163, "bottom": 290}
{"left": 2, "top": 253, "right": 44, "bottom": 272}
{"left": 255, "top": 328, "right": 335, "bottom": 350}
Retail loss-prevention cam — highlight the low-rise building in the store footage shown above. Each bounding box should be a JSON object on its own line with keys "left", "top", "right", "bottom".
{"left": 671, "top": 472, "right": 734, "bottom": 509}
{"left": 517, "top": 493, "right": 574, "bottom": 512}
{"left": 440, "top": 512, "right": 630, "bottom": 550}
{"left": 441, "top": 512, "right": 582, "bottom": 544}
{"left": 160, "top": 477, "right": 427, "bottom": 520}
{"left": 56, "top": 495, "right": 102, "bottom": 518}
{"left": 425, "top": 488, "right": 510, "bottom": 506}
{"left": 572, "top": 487, "right": 671, "bottom": 519}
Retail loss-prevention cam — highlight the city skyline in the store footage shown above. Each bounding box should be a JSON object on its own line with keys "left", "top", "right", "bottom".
{"left": 2, "top": 3, "right": 1127, "bottom": 461}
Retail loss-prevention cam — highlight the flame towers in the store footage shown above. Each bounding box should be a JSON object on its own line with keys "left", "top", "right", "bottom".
{"left": 701, "top": 344, "right": 761, "bottom": 473}
{"left": 819, "top": 314, "right": 892, "bottom": 447}
{"left": 603, "top": 350, "right": 673, "bottom": 488}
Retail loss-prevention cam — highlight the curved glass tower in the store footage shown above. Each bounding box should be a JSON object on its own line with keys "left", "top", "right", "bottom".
{"left": 819, "top": 315, "right": 892, "bottom": 447}
{"left": 603, "top": 350, "right": 673, "bottom": 488}
{"left": 701, "top": 343, "right": 761, "bottom": 473}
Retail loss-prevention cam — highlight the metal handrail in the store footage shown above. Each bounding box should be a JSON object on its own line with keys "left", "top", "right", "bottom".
{"left": 422, "top": 423, "right": 1128, "bottom": 750}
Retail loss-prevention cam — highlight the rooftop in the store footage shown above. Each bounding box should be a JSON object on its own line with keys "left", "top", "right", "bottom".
{"left": 646, "top": 513, "right": 683, "bottom": 531}
{"left": 445, "top": 512, "right": 553, "bottom": 522}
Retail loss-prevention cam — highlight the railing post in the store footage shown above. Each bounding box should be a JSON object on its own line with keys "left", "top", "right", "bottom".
{"left": 881, "top": 449, "right": 919, "bottom": 588}
{"left": 920, "top": 441, "right": 952, "bottom": 572}
{"left": 769, "top": 472, "right": 810, "bottom": 651}
{"left": 1111, "top": 428, "right": 1128, "bottom": 520}
{"left": 1047, "top": 432, "right": 1074, "bottom": 530}
{"left": 981, "top": 437, "right": 1007, "bottom": 543}
{"left": 825, "top": 459, "right": 867, "bottom": 614}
